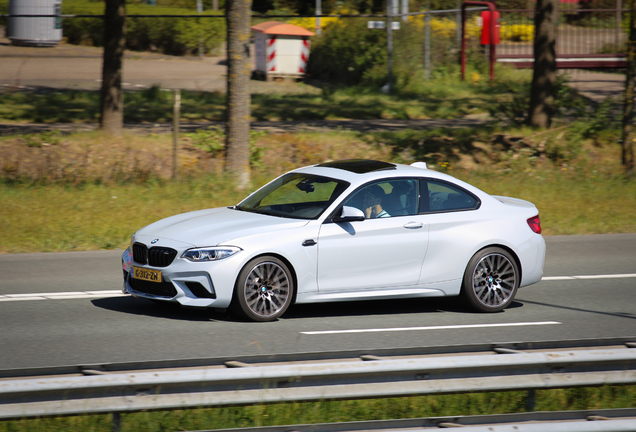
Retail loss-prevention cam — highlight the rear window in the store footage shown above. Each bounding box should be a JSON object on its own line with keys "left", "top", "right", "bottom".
{"left": 419, "top": 179, "right": 480, "bottom": 213}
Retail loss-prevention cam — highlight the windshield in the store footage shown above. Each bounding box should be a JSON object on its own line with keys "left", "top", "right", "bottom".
{"left": 236, "top": 173, "right": 350, "bottom": 219}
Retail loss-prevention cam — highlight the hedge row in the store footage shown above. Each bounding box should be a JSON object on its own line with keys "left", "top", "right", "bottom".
{"left": 62, "top": 1, "right": 225, "bottom": 56}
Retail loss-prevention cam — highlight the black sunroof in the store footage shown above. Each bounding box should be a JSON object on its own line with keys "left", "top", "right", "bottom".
{"left": 316, "top": 159, "right": 396, "bottom": 174}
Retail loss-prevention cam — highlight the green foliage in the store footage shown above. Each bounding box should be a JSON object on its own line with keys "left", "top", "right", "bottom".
{"left": 0, "top": 90, "right": 100, "bottom": 123}
{"left": 570, "top": 96, "right": 617, "bottom": 139}
{"left": 487, "top": 82, "right": 531, "bottom": 126}
{"left": 61, "top": 1, "right": 225, "bottom": 55}
{"left": 307, "top": 18, "right": 487, "bottom": 89}
{"left": 485, "top": 73, "right": 609, "bottom": 129}
{"left": 23, "top": 131, "right": 64, "bottom": 148}
{"left": 186, "top": 125, "right": 226, "bottom": 155}
{"left": 184, "top": 126, "right": 266, "bottom": 167}
{"left": 307, "top": 20, "right": 388, "bottom": 87}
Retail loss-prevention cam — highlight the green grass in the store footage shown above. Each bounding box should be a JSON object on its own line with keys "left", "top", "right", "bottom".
{"left": 0, "top": 180, "right": 245, "bottom": 252}
{"left": 0, "top": 74, "right": 525, "bottom": 124}
{"left": 1, "top": 386, "right": 635, "bottom": 432}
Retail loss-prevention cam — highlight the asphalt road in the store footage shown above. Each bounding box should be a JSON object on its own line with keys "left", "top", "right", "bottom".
{"left": 0, "top": 233, "right": 635, "bottom": 370}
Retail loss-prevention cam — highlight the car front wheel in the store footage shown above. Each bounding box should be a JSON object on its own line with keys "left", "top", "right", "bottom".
{"left": 233, "top": 256, "right": 294, "bottom": 322}
{"left": 462, "top": 247, "right": 519, "bottom": 312}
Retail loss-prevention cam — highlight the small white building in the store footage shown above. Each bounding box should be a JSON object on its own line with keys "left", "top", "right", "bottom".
{"left": 251, "top": 21, "right": 315, "bottom": 81}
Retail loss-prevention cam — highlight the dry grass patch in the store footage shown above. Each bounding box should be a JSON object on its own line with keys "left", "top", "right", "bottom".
{"left": 1, "top": 127, "right": 634, "bottom": 253}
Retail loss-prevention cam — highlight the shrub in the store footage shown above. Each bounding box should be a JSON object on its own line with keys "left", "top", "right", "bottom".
{"left": 500, "top": 23, "right": 534, "bottom": 42}
{"left": 62, "top": 0, "right": 225, "bottom": 56}
{"left": 306, "top": 19, "right": 388, "bottom": 86}
{"left": 306, "top": 13, "right": 487, "bottom": 88}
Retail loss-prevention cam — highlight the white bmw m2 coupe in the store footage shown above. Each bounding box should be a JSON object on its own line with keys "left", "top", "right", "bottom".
{"left": 122, "top": 160, "right": 545, "bottom": 321}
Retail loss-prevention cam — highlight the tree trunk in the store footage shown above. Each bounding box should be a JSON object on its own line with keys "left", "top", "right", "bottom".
{"left": 528, "top": 0, "right": 557, "bottom": 128}
{"left": 622, "top": 0, "right": 636, "bottom": 177}
{"left": 225, "top": 0, "right": 252, "bottom": 189}
{"left": 100, "top": 0, "right": 126, "bottom": 135}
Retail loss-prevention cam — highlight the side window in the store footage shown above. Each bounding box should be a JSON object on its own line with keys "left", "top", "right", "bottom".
{"left": 342, "top": 179, "right": 418, "bottom": 219}
{"left": 419, "top": 180, "right": 479, "bottom": 213}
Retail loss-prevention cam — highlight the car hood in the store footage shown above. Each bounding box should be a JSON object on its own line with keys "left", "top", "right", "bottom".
{"left": 135, "top": 207, "right": 309, "bottom": 247}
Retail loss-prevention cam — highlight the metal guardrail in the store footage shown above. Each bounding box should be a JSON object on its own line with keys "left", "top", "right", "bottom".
{"left": 1, "top": 345, "right": 635, "bottom": 421}
{"left": 2, "top": 336, "right": 635, "bottom": 379}
{"left": 202, "top": 408, "right": 636, "bottom": 432}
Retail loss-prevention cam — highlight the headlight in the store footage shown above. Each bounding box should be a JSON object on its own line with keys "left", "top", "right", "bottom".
{"left": 181, "top": 246, "right": 242, "bottom": 262}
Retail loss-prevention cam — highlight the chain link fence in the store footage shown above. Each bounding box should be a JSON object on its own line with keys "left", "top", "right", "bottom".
{"left": 0, "top": 0, "right": 628, "bottom": 95}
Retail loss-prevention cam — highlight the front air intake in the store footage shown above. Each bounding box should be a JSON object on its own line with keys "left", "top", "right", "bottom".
{"left": 185, "top": 282, "right": 216, "bottom": 299}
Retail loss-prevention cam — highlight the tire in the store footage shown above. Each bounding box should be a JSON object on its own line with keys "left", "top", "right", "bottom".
{"left": 461, "top": 247, "right": 519, "bottom": 313}
{"left": 232, "top": 256, "right": 294, "bottom": 322}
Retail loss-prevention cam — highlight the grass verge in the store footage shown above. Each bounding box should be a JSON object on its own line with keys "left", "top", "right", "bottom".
{"left": 1, "top": 120, "right": 635, "bottom": 254}
{"left": 2, "top": 160, "right": 635, "bottom": 254}
{"left": 1, "top": 386, "right": 635, "bottom": 432}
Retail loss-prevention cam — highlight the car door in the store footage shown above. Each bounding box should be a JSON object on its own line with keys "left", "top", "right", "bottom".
{"left": 417, "top": 178, "right": 483, "bottom": 285}
{"left": 316, "top": 179, "right": 429, "bottom": 292}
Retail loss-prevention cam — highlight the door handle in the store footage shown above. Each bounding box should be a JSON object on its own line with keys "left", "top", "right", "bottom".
{"left": 403, "top": 222, "right": 423, "bottom": 229}
{"left": 302, "top": 239, "right": 317, "bottom": 246}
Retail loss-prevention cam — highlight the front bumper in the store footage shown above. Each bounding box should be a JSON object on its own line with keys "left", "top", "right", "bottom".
{"left": 121, "top": 247, "right": 235, "bottom": 308}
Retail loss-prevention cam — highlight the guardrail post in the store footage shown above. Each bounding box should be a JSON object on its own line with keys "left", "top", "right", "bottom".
{"left": 526, "top": 389, "right": 536, "bottom": 411}
{"left": 112, "top": 412, "right": 121, "bottom": 432}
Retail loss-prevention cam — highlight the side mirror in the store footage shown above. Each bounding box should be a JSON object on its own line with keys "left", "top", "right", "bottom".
{"left": 335, "top": 206, "right": 365, "bottom": 222}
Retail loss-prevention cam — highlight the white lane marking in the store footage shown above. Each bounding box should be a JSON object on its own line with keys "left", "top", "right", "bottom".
{"left": 543, "top": 273, "right": 636, "bottom": 281}
{"left": 0, "top": 290, "right": 126, "bottom": 302}
{"left": 301, "top": 321, "right": 561, "bottom": 335}
{"left": 1, "top": 274, "right": 633, "bottom": 303}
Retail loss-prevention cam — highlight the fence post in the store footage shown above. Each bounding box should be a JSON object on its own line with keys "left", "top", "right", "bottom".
{"left": 425, "top": 0, "right": 431, "bottom": 80}
{"left": 386, "top": 0, "right": 394, "bottom": 93}
{"left": 197, "top": 0, "right": 204, "bottom": 58}
{"left": 316, "top": 0, "right": 322, "bottom": 35}
{"left": 172, "top": 89, "right": 181, "bottom": 180}
{"left": 617, "top": 0, "right": 623, "bottom": 49}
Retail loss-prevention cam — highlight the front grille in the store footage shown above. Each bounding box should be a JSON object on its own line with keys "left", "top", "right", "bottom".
{"left": 130, "top": 276, "right": 177, "bottom": 298}
{"left": 133, "top": 243, "right": 148, "bottom": 264}
{"left": 133, "top": 243, "right": 177, "bottom": 267}
{"left": 185, "top": 282, "right": 216, "bottom": 299}
{"left": 148, "top": 247, "right": 178, "bottom": 267}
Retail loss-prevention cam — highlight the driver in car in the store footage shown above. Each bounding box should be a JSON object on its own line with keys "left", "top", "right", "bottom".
{"left": 362, "top": 185, "right": 390, "bottom": 219}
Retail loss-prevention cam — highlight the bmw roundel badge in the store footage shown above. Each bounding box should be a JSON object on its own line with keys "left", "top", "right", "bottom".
{"left": 151, "top": 239, "right": 159, "bottom": 244}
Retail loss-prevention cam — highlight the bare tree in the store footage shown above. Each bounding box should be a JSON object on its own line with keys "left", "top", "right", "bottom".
{"left": 100, "top": 0, "right": 126, "bottom": 135}
{"left": 225, "top": 0, "right": 252, "bottom": 188}
{"left": 622, "top": 0, "right": 636, "bottom": 177}
{"left": 528, "top": 0, "right": 557, "bottom": 128}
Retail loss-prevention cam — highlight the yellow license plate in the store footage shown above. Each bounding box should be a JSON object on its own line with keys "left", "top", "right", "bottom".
{"left": 132, "top": 266, "right": 162, "bottom": 283}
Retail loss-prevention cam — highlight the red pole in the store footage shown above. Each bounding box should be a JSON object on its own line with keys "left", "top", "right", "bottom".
{"left": 460, "top": 1, "right": 497, "bottom": 82}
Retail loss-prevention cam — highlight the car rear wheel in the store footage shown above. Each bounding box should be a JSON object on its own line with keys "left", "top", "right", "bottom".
{"left": 462, "top": 247, "right": 519, "bottom": 312}
{"left": 232, "top": 256, "right": 294, "bottom": 322}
